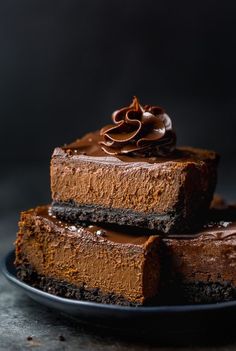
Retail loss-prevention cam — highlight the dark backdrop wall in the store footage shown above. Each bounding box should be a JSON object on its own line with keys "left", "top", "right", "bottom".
{"left": 0, "top": 0, "right": 236, "bottom": 214}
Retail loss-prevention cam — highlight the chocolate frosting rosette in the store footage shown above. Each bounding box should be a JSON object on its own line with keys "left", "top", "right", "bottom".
{"left": 100, "top": 97, "right": 176, "bottom": 157}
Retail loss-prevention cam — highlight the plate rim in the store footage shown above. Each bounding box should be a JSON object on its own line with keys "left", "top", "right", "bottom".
{"left": 2, "top": 249, "right": 236, "bottom": 314}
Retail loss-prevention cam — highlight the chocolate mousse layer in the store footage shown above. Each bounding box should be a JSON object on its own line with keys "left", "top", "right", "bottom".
{"left": 51, "top": 131, "right": 219, "bottom": 233}
{"left": 15, "top": 206, "right": 160, "bottom": 306}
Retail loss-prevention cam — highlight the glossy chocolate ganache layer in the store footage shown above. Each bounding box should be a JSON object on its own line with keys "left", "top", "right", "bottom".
{"left": 61, "top": 130, "right": 215, "bottom": 165}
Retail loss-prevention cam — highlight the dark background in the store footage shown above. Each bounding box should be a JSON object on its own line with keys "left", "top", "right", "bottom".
{"left": 0, "top": 0, "right": 236, "bottom": 221}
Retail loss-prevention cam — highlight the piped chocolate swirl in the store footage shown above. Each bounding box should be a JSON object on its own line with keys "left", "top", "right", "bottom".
{"left": 100, "top": 97, "right": 176, "bottom": 157}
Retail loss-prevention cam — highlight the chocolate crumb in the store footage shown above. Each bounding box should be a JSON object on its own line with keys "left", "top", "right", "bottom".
{"left": 68, "top": 225, "right": 77, "bottom": 232}
{"left": 59, "top": 335, "right": 66, "bottom": 341}
{"left": 27, "top": 336, "right": 33, "bottom": 341}
{"left": 219, "top": 221, "right": 231, "bottom": 228}
{"left": 95, "top": 229, "right": 106, "bottom": 237}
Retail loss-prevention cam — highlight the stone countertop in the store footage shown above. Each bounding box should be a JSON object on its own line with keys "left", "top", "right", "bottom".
{"left": 0, "top": 165, "right": 236, "bottom": 350}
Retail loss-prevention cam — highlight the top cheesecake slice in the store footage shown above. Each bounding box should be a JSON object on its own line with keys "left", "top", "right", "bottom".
{"left": 50, "top": 131, "right": 219, "bottom": 234}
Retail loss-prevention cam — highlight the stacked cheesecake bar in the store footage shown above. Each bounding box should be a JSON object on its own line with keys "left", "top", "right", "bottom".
{"left": 15, "top": 98, "right": 236, "bottom": 306}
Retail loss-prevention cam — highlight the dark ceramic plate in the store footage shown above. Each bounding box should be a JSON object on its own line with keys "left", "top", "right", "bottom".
{"left": 2, "top": 250, "right": 236, "bottom": 343}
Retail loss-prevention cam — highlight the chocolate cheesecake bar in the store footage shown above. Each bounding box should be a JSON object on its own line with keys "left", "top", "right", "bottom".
{"left": 15, "top": 204, "right": 236, "bottom": 305}
{"left": 15, "top": 206, "right": 160, "bottom": 306}
{"left": 51, "top": 97, "right": 219, "bottom": 234}
{"left": 160, "top": 216, "right": 236, "bottom": 304}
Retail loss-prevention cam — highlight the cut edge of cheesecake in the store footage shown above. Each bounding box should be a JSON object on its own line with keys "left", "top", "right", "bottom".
{"left": 50, "top": 134, "right": 219, "bottom": 233}
{"left": 15, "top": 206, "right": 161, "bottom": 306}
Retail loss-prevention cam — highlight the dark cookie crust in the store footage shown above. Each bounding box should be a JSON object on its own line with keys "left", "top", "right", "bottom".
{"left": 181, "top": 281, "right": 236, "bottom": 303}
{"left": 157, "top": 281, "right": 236, "bottom": 305}
{"left": 17, "top": 265, "right": 140, "bottom": 307}
{"left": 51, "top": 200, "right": 201, "bottom": 234}
{"left": 17, "top": 265, "right": 236, "bottom": 306}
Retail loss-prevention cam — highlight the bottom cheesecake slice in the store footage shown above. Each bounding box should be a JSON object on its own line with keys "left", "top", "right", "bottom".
{"left": 15, "top": 205, "right": 236, "bottom": 306}
{"left": 15, "top": 206, "right": 160, "bottom": 306}
{"left": 159, "top": 203, "right": 236, "bottom": 304}
{"left": 161, "top": 229, "right": 236, "bottom": 304}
